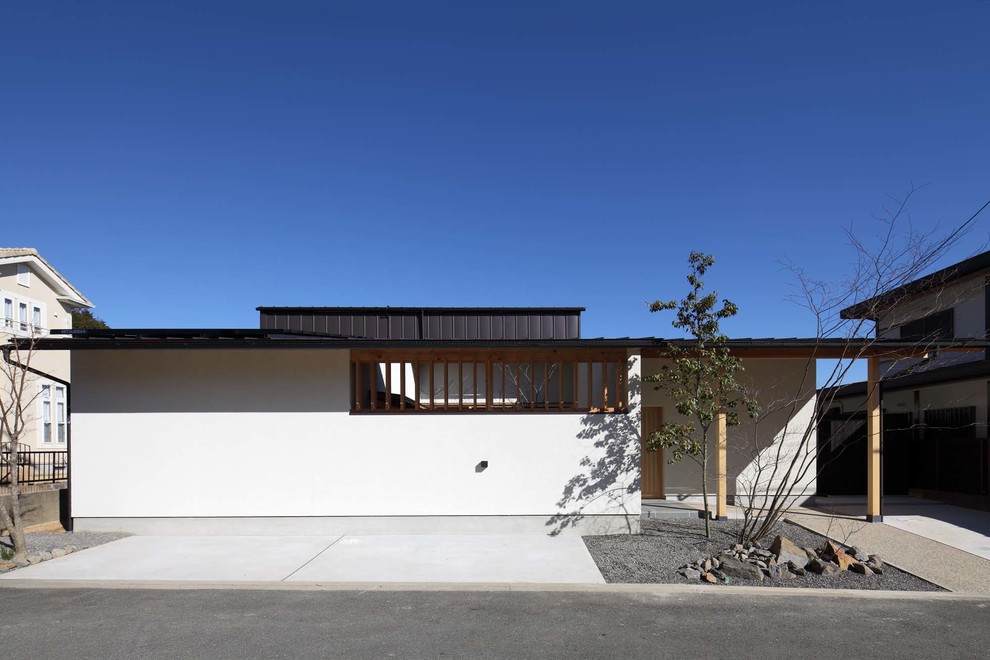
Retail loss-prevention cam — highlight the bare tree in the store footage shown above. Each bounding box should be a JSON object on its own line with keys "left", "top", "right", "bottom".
{"left": 735, "top": 186, "right": 990, "bottom": 544}
{"left": 0, "top": 336, "right": 42, "bottom": 560}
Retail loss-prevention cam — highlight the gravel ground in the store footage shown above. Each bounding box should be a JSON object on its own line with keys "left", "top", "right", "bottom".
{"left": 1, "top": 531, "right": 129, "bottom": 570}
{"left": 583, "top": 518, "right": 943, "bottom": 591}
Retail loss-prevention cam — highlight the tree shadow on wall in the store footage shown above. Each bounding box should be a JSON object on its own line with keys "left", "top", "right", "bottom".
{"left": 545, "top": 358, "right": 642, "bottom": 536}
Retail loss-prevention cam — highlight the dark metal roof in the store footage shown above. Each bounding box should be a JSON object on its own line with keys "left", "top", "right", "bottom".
{"left": 258, "top": 307, "right": 583, "bottom": 341}
{"left": 19, "top": 329, "right": 990, "bottom": 354}
{"left": 256, "top": 306, "right": 587, "bottom": 313}
{"left": 840, "top": 250, "right": 990, "bottom": 320}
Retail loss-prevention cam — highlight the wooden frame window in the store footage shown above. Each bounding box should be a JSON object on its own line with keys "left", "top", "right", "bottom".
{"left": 350, "top": 350, "right": 627, "bottom": 414}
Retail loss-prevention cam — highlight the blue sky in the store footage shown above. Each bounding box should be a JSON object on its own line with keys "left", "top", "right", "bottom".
{"left": 3, "top": 1, "right": 989, "bottom": 348}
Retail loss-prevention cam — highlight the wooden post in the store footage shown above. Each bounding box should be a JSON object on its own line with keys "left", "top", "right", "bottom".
{"left": 867, "top": 356, "right": 883, "bottom": 522}
{"left": 716, "top": 412, "right": 727, "bottom": 520}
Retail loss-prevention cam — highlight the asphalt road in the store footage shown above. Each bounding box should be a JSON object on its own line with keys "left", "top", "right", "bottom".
{"left": 1, "top": 588, "right": 987, "bottom": 659}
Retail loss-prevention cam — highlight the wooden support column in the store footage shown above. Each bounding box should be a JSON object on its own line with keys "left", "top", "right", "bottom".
{"left": 867, "top": 356, "right": 883, "bottom": 522}
{"left": 716, "top": 412, "right": 727, "bottom": 520}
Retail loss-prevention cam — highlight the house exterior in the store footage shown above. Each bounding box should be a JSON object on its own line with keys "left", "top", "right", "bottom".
{"left": 29, "top": 305, "right": 835, "bottom": 536}
{"left": 0, "top": 248, "right": 92, "bottom": 452}
{"left": 824, "top": 251, "right": 990, "bottom": 507}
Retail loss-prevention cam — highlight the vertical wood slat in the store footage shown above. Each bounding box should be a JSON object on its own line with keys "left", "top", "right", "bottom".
{"left": 354, "top": 361, "right": 362, "bottom": 412}
{"left": 443, "top": 361, "right": 449, "bottom": 411}
{"left": 501, "top": 362, "right": 506, "bottom": 408}
{"left": 601, "top": 361, "right": 608, "bottom": 412}
{"left": 369, "top": 362, "right": 376, "bottom": 411}
{"left": 486, "top": 359, "right": 494, "bottom": 412}
{"left": 614, "top": 359, "right": 621, "bottom": 411}
{"left": 399, "top": 362, "right": 406, "bottom": 411}
{"left": 558, "top": 362, "right": 564, "bottom": 411}
{"left": 473, "top": 362, "right": 478, "bottom": 408}
{"left": 414, "top": 361, "right": 420, "bottom": 411}
{"left": 429, "top": 361, "right": 435, "bottom": 411}
{"left": 587, "top": 361, "right": 593, "bottom": 411}
{"left": 572, "top": 361, "right": 578, "bottom": 410}
{"left": 384, "top": 361, "right": 391, "bottom": 411}
{"left": 459, "top": 362, "right": 464, "bottom": 409}
{"left": 529, "top": 360, "right": 536, "bottom": 410}
{"left": 544, "top": 362, "right": 549, "bottom": 410}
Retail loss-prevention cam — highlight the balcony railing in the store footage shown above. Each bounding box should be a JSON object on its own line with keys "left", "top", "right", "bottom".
{"left": 0, "top": 449, "right": 68, "bottom": 486}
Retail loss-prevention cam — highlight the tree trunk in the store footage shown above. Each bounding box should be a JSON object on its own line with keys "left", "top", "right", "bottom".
{"left": 701, "top": 462, "right": 711, "bottom": 539}
{"left": 1, "top": 448, "right": 28, "bottom": 559}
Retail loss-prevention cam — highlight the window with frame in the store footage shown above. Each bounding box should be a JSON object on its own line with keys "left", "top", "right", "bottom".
{"left": 39, "top": 384, "right": 67, "bottom": 445}
{"left": 351, "top": 350, "right": 628, "bottom": 413}
{"left": 0, "top": 289, "right": 47, "bottom": 336}
{"left": 899, "top": 309, "right": 954, "bottom": 341}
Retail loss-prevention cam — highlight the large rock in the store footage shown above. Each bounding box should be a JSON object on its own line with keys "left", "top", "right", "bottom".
{"left": 0, "top": 560, "right": 17, "bottom": 571}
{"left": 51, "top": 548, "right": 66, "bottom": 558}
{"left": 770, "top": 536, "right": 807, "bottom": 567}
{"left": 807, "top": 557, "right": 841, "bottom": 575}
{"left": 718, "top": 557, "right": 764, "bottom": 582}
{"left": 833, "top": 548, "right": 857, "bottom": 571}
{"left": 26, "top": 555, "right": 42, "bottom": 565}
{"left": 682, "top": 568, "right": 702, "bottom": 581}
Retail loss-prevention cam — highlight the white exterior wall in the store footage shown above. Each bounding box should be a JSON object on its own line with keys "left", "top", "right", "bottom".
{"left": 641, "top": 357, "right": 817, "bottom": 505}
{"left": 69, "top": 349, "right": 641, "bottom": 534}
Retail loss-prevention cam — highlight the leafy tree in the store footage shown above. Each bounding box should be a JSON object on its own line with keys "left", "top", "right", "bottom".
{"left": 645, "top": 252, "right": 755, "bottom": 539}
{"left": 71, "top": 309, "right": 109, "bottom": 330}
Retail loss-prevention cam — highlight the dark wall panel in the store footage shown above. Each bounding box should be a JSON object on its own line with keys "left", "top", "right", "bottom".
{"left": 259, "top": 308, "right": 583, "bottom": 340}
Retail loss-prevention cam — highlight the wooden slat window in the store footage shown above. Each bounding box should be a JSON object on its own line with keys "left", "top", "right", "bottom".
{"left": 350, "top": 351, "right": 627, "bottom": 414}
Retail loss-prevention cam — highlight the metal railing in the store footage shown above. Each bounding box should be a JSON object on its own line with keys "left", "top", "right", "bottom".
{"left": 0, "top": 450, "right": 68, "bottom": 486}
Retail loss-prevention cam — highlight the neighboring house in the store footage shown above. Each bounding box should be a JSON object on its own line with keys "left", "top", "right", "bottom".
{"left": 29, "top": 305, "right": 841, "bottom": 536}
{"left": 823, "top": 250, "right": 990, "bottom": 507}
{"left": 0, "top": 248, "right": 92, "bottom": 454}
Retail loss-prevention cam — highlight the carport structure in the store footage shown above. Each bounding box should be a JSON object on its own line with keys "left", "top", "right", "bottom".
{"left": 691, "top": 338, "right": 988, "bottom": 522}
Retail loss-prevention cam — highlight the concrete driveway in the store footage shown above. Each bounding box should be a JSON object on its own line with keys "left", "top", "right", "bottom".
{"left": 0, "top": 534, "right": 605, "bottom": 584}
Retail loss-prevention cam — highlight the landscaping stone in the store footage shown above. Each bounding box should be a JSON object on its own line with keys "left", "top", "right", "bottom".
{"left": 26, "top": 555, "right": 42, "bottom": 565}
{"left": 702, "top": 572, "right": 717, "bottom": 584}
{"left": 770, "top": 535, "right": 807, "bottom": 567}
{"left": 682, "top": 568, "right": 702, "bottom": 580}
{"left": 833, "top": 548, "right": 857, "bottom": 571}
{"left": 850, "top": 562, "right": 874, "bottom": 575}
{"left": 807, "top": 557, "right": 841, "bottom": 575}
{"left": 51, "top": 548, "right": 66, "bottom": 558}
{"left": 39, "top": 551, "right": 53, "bottom": 561}
{"left": 582, "top": 517, "right": 942, "bottom": 591}
{"left": 718, "top": 557, "right": 764, "bottom": 582}
{"left": 850, "top": 546, "right": 869, "bottom": 560}
{"left": 0, "top": 561, "right": 16, "bottom": 571}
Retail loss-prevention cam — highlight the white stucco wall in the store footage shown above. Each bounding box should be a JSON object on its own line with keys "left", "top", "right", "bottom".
{"left": 69, "top": 349, "right": 641, "bottom": 529}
